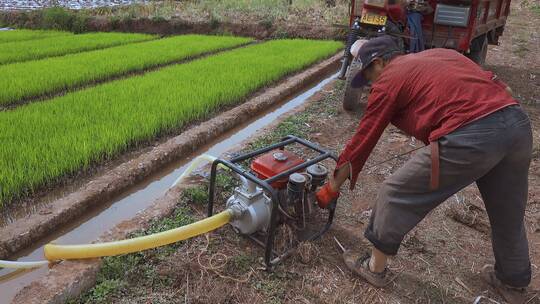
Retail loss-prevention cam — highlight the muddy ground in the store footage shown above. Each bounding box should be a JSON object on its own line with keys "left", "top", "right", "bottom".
{"left": 72, "top": 4, "right": 540, "bottom": 300}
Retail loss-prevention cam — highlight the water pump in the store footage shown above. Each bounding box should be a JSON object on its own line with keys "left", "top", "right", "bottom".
{"left": 207, "top": 135, "right": 338, "bottom": 269}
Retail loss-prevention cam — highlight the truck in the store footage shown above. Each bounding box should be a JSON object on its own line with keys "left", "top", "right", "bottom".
{"left": 340, "top": 0, "right": 512, "bottom": 110}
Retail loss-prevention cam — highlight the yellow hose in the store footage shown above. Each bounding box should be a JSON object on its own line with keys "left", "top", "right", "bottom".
{"left": 5, "top": 155, "right": 232, "bottom": 266}
{"left": 44, "top": 209, "right": 232, "bottom": 261}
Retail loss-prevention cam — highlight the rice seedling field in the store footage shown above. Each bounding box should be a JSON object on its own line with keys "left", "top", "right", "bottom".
{"left": 0, "top": 29, "right": 72, "bottom": 43}
{"left": 0, "top": 32, "right": 155, "bottom": 64}
{"left": 0, "top": 38, "right": 342, "bottom": 208}
{"left": 0, "top": 35, "right": 252, "bottom": 107}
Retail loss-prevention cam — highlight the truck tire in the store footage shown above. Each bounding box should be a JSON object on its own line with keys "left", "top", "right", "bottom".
{"left": 468, "top": 34, "right": 488, "bottom": 65}
{"left": 343, "top": 60, "right": 363, "bottom": 111}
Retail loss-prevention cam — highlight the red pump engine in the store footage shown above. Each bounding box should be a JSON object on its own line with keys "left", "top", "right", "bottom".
{"left": 250, "top": 150, "right": 305, "bottom": 189}
{"left": 207, "top": 136, "right": 336, "bottom": 269}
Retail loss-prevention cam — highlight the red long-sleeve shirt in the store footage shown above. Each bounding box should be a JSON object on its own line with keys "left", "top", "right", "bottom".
{"left": 337, "top": 48, "right": 517, "bottom": 189}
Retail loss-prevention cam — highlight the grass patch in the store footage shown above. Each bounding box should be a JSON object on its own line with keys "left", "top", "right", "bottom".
{"left": 183, "top": 186, "right": 209, "bottom": 206}
{"left": 246, "top": 80, "right": 344, "bottom": 152}
{"left": 533, "top": 4, "right": 540, "bottom": 16}
{"left": 253, "top": 276, "right": 288, "bottom": 304}
{"left": 0, "top": 39, "right": 342, "bottom": 209}
{"left": 0, "top": 32, "right": 155, "bottom": 64}
{"left": 72, "top": 171, "right": 239, "bottom": 303}
{"left": 0, "top": 34, "right": 251, "bottom": 107}
{"left": 71, "top": 206, "right": 194, "bottom": 304}
{"left": 0, "top": 29, "right": 71, "bottom": 43}
{"left": 182, "top": 171, "right": 239, "bottom": 206}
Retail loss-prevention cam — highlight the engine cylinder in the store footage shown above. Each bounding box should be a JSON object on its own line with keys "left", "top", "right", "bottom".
{"left": 307, "top": 164, "right": 328, "bottom": 187}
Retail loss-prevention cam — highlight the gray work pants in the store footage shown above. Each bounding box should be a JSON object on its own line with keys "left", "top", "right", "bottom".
{"left": 364, "top": 105, "right": 533, "bottom": 287}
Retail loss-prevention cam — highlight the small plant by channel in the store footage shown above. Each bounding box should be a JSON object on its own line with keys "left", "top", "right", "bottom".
{"left": 71, "top": 172, "right": 238, "bottom": 304}
{"left": 0, "top": 32, "right": 155, "bottom": 64}
{"left": 0, "top": 34, "right": 252, "bottom": 107}
{"left": 246, "top": 80, "right": 344, "bottom": 153}
{"left": 0, "top": 29, "right": 72, "bottom": 43}
{"left": 0, "top": 38, "right": 342, "bottom": 208}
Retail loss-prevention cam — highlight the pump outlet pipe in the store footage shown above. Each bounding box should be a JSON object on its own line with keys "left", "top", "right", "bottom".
{"left": 44, "top": 209, "right": 232, "bottom": 261}
{"left": 170, "top": 154, "right": 236, "bottom": 188}
{"left": 0, "top": 260, "right": 49, "bottom": 269}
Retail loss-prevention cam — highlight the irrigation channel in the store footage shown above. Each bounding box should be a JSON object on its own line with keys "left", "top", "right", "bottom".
{"left": 0, "top": 72, "right": 338, "bottom": 303}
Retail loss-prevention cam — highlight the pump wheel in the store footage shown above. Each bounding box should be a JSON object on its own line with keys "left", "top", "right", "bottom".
{"left": 468, "top": 34, "right": 488, "bottom": 66}
{"left": 343, "top": 60, "right": 363, "bottom": 111}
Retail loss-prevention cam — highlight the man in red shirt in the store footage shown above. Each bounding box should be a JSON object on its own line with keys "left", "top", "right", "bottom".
{"left": 316, "top": 36, "right": 534, "bottom": 303}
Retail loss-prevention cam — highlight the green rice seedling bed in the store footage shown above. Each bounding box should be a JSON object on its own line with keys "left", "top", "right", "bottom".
{"left": 0, "top": 35, "right": 252, "bottom": 107}
{"left": 0, "top": 29, "right": 72, "bottom": 43}
{"left": 0, "top": 39, "right": 342, "bottom": 208}
{"left": 0, "top": 32, "right": 155, "bottom": 64}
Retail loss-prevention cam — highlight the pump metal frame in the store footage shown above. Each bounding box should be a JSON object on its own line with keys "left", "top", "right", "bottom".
{"left": 207, "top": 135, "right": 338, "bottom": 270}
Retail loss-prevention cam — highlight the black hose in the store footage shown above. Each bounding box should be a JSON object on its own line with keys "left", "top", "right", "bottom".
{"left": 338, "top": 18, "right": 361, "bottom": 80}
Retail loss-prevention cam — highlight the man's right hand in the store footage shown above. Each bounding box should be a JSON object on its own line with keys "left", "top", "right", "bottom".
{"left": 316, "top": 183, "right": 340, "bottom": 209}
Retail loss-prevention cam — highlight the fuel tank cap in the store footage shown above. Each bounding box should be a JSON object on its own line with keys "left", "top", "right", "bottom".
{"left": 272, "top": 152, "right": 288, "bottom": 162}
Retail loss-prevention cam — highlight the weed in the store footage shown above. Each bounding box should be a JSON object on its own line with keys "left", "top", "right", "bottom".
{"left": 182, "top": 186, "right": 209, "bottom": 205}
{"left": 230, "top": 253, "right": 256, "bottom": 273}
{"left": 216, "top": 173, "right": 238, "bottom": 193}
{"left": 533, "top": 4, "right": 540, "bottom": 16}
{"left": 254, "top": 277, "right": 287, "bottom": 304}
{"left": 247, "top": 110, "right": 312, "bottom": 151}
{"left": 71, "top": 13, "right": 90, "bottom": 34}
{"left": 272, "top": 28, "right": 290, "bottom": 39}
{"left": 80, "top": 279, "right": 124, "bottom": 304}
{"left": 146, "top": 207, "right": 194, "bottom": 235}
{"left": 210, "top": 12, "right": 221, "bottom": 29}
{"left": 259, "top": 16, "right": 274, "bottom": 30}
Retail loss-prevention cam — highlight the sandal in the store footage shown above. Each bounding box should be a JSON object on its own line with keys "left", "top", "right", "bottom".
{"left": 343, "top": 251, "right": 394, "bottom": 288}
{"left": 480, "top": 264, "right": 538, "bottom": 304}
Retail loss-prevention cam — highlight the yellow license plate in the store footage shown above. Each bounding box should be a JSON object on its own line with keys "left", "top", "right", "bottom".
{"left": 361, "top": 13, "right": 387, "bottom": 26}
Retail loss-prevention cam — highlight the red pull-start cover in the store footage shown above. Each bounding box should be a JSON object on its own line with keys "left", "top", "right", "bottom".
{"left": 250, "top": 150, "right": 304, "bottom": 189}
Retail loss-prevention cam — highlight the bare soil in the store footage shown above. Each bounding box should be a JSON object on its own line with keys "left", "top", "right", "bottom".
{"left": 485, "top": 0, "right": 539, "bottom": 105}
{"left": 0, "top": 0, "right": 349, "bottom": 40}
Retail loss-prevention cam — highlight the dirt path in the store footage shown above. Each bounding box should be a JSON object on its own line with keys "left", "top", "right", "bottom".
{"left": 73, "top": 82, "right": 539, "bottom": 304}
{"left": 485, "top": 0, "right": 539, "bottom": 105}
